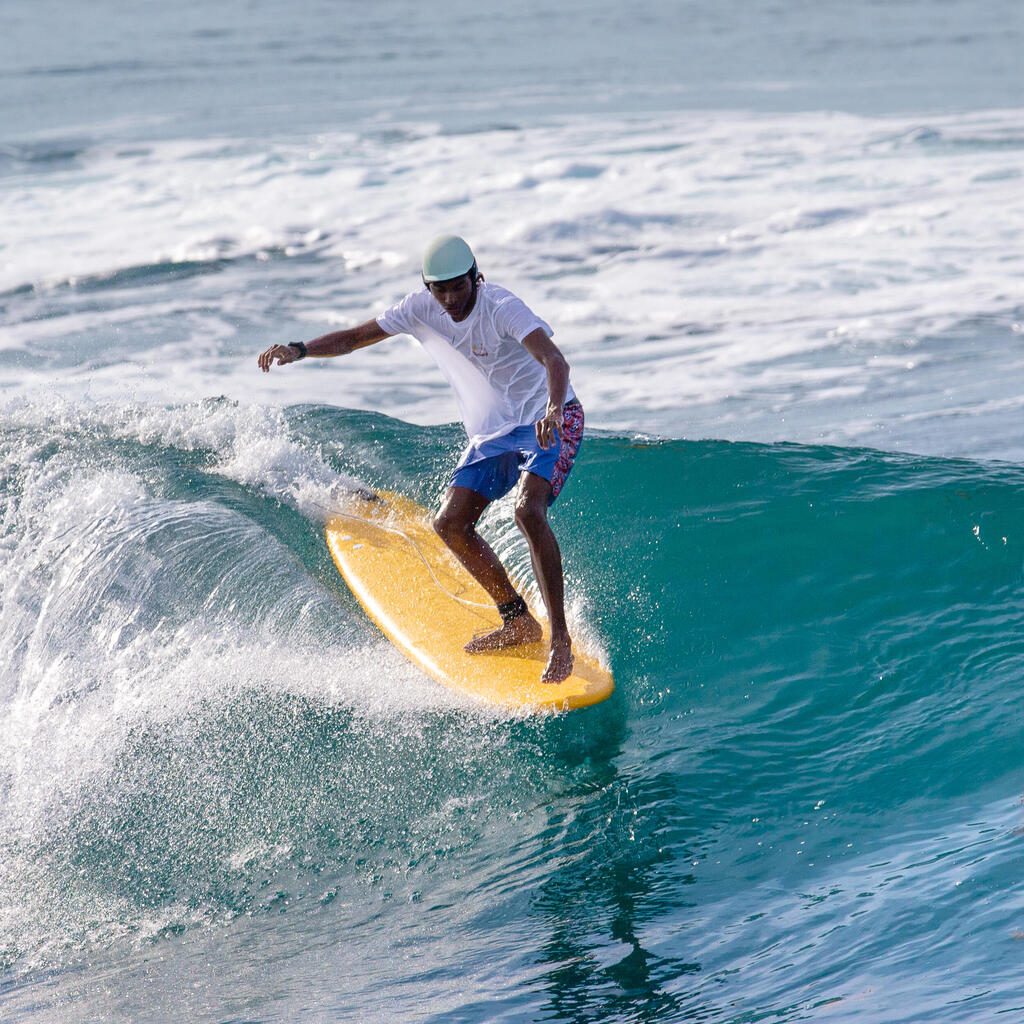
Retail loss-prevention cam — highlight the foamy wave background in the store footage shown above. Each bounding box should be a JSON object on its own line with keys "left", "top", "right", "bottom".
{"left": 4, "top": 110, "right": 1024, "bottom": 456}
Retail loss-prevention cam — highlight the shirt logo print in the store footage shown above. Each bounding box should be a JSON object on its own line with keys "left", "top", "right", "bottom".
{"left": 471, "top": 340, "right": 489, "bottom": 357}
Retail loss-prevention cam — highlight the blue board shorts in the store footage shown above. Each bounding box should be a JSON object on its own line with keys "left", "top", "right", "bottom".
{"left": 450, "top": 400, "right": 584, "bottom": 505}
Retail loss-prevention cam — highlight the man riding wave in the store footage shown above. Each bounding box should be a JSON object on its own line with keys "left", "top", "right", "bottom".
{"left": 258, "top": 236, "right": 584, "bottom": 684}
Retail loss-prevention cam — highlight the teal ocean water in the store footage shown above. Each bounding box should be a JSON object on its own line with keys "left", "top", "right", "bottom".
{"left": 4, "top": 0, "right": 1024, "bottom": 1020}
{"left": 4, "top": 404, "right": 1024, "bottom": 1021}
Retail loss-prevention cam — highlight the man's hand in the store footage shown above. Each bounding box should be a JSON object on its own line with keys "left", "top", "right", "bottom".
{"left": 535, "top": 404, "right": 564, "bottom": 450}
{"left": 258, "top": 344, "right": 301, "bottom": 372}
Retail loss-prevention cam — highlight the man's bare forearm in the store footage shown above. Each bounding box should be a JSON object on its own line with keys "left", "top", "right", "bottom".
{"left": 258, "top": 318, "right": 390, "bottom": 372}
{"left": 521, "top": 327, "right": 570, "bottom": 409}
{"left": 305, "top": 319, "right": 390, "bottom": 356}
{"left": 542, "top": 350, "right": 570, "bottom": 410}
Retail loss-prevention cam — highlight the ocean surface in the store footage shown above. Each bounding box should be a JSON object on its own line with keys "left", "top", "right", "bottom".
{"left": 3, "top": 2, "right": 1024, "bottom": 1021}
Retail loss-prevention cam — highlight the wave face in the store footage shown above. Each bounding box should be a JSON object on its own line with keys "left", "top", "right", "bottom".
{"left": 3, "top": 400, "right": 1023, "bottom": 1021}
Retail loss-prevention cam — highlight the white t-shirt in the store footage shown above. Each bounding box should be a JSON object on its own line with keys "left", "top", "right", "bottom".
{"left": 377, "top": 282, "right": 575, "bottom": 445}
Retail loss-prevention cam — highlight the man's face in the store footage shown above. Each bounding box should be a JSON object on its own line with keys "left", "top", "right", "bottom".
{"left": 427, "top": 273, "right": 476, "bottom": 322}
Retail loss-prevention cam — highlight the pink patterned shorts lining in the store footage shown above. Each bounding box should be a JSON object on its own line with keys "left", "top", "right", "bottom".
{"left": 550, "top": 399, "right": 584, "bottom": 501}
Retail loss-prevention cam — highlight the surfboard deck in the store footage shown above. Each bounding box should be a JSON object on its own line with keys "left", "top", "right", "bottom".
{"left": 325, "top": 490, "right": 614, "bottom": 712}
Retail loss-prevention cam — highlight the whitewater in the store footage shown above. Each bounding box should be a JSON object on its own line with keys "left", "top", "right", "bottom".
{"left": 3, "top": 1, "right": 1024, "bottom": 1021}
{"left": 6, "top": 109, "right": 1024, "bottom": 458}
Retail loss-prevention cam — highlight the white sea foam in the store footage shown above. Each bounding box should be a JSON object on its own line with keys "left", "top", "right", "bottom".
{"left": 0, "top": 427, "right": 462, "bottom": 814}
{"left": 0, "top": 394, "right": 367, "bottom": 522}
{"left": 4, "top": 109, "right": 1024, "bottom": 457}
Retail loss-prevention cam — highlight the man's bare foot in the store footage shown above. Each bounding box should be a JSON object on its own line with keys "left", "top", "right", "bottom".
{"left": 541, "top": 639, "right": 574, "bottom": 684}
{"left": 465, "top": 612, "right": 543, "bottom": 653}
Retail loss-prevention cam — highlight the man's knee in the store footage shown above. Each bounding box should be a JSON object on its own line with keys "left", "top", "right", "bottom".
{"left": 434, "top": 509, "right": 479, "bottom": 550}
{"left": 433, "top": 509, "right": 460, "bottom": 545}
{"left": 514, "top": 497, "right": 549, "bottom": 538}
{"left": 434, "top": 487, "right": 488, "bottom": 547}
{"left": 515, "top": 474, "right": 553, "bottom": 537}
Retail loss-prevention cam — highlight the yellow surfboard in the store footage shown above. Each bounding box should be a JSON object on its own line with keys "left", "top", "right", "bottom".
{"left": 325, "top": 490, "right": 614, "bottom": 712}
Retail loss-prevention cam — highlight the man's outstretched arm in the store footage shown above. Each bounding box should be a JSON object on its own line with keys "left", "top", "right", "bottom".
{"left": 258, "top": 318, "right": 391, "bottom": 372}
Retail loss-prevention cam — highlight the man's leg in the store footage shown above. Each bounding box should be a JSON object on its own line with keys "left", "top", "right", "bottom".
{"left": 514, "top": 473, "right": 574, "bottom": 684}
{"left": 433, "top": 486, "right": 543, "bottom": 650}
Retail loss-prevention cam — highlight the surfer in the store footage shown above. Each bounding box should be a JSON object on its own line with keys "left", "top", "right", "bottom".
{"left": 257, "top": 235, "right": 582, "bottom": 684}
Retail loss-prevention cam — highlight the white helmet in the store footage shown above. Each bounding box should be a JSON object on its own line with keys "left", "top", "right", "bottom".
{"left": 422, "top": 234, "right": 476, "bottom": 283}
